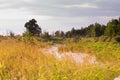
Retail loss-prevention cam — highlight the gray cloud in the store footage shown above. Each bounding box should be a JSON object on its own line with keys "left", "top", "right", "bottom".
{"left": 0, "top": 0, "right": 120, "bottom": 17}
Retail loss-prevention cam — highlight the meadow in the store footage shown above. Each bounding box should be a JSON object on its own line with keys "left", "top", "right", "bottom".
{"left": 0, "top": 37, "right": 120, "bottom": 80}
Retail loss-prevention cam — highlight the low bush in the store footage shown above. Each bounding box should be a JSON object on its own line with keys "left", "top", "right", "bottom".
{"left": 114, "top": 36, "right": 120, "bottom": 42}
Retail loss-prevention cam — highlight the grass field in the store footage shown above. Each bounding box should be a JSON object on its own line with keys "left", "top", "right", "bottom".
{"left": 0, "top": 37, "right": 120, "bottom": 80}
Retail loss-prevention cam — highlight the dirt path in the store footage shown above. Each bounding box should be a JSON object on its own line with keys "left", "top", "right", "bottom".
{"left": 41, "top": 45, "right": 97, "bottom": 65}
{"left": 114, "top": 76, "right": 120, "bottom": 80}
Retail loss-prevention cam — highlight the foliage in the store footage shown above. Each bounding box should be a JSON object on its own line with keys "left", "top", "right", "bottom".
{"left": 105, "top": 18, "right": 120, "bottom": 37}
{"left": 54, "top": 17, "right": 120, "bottom": 38}
{"left": 41, "top": 32, "right": 51, "bottom": 41}
{"left": 24, "top": 19, "right": 42, "bottom": 36}
{"left": 60, "top": 23, "right": 106, "bottom": 38}
{"left": 55, "top": 31, "right": 65, "bottom": 38}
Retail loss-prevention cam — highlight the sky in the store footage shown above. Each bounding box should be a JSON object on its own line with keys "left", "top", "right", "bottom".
{"left": 0, "top": 0, "right": 120, "bottom": 35}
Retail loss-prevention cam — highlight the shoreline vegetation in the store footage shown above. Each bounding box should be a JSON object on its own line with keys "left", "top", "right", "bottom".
{"left": 0, "top": 17, "right": 120, "bottom": 80}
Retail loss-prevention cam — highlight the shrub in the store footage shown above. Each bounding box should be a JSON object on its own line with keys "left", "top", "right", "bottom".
{"left": 114, "top": 36, "right": 120, "bottom": 42}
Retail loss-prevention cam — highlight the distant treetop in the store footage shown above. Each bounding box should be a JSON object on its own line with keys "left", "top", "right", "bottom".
{"left": 24, "top": 19, "right": 42, "bottom": 36}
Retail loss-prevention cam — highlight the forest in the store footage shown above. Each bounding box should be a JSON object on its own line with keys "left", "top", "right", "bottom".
{"left": 54, "top": 18, "right": 120, "bottom": 38}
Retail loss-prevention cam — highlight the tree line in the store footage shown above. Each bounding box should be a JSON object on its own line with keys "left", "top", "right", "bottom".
{"left": 24, "top": 17, "right": 120, "bottom": 38}
{"left": 54, "top": 17, "right": 120, "bottom": 38}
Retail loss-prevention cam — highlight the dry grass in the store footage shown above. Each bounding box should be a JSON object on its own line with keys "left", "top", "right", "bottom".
{"left": 0, "top": 38, "right": 120, "bottom": 80}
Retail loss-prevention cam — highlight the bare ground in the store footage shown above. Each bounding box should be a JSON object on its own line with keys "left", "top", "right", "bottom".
{"left": 40, "top": 45, "right": 97, "bottom": 65}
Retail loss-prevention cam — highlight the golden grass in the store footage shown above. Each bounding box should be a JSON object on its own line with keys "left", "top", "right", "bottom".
{"left": 0, "top": 38, "right": 120, "bottom": 80}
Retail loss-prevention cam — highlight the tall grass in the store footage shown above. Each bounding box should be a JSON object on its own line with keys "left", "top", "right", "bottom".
{"left": 0, "top": 38, "right": 120, "bottom": 80}
{"left": 59, "top": 39, "right": 120, "bottom": 62}
{"left": 59, "top": 39, "right": 120, "bottom": 79}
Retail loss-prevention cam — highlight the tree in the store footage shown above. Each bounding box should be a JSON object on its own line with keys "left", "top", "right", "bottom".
{"left": 55, "top": 31, "right": 61, "bottom": 37}
{"left": 41, "top": 32, "right": 51, "bottom": 41}
{"left": 94, "top": 23, "right": 106, "bottom": 37}
{"left": 66, "top": 31, "right": 72, "bottom": 38}
{"left": 55, "top": 30, "right": 65, "bottom": 38}
{"left": 117, "top": 18, "right": 120, "bottom": 35}
{"left": 86, "top": 23, "right": 106, "bottom": 37}
{"left": 71, "top": 28, "right": 76, "bottom": 37}
{"left": 9, "top": 31, "right": 15, "bottom": 38}
{"left": 24, "top": 19, "right": 42, "bottom": 36}
{"left": 60, "top": 31, "right": 65, "bottom": 38}
{"left": 105, "top": 19, "right": 119, "bottom": 37}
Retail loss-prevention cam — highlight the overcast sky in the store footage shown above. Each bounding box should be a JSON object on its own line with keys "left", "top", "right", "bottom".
{"left": 0, "top": 0, "right": 120, "bottom": 35}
